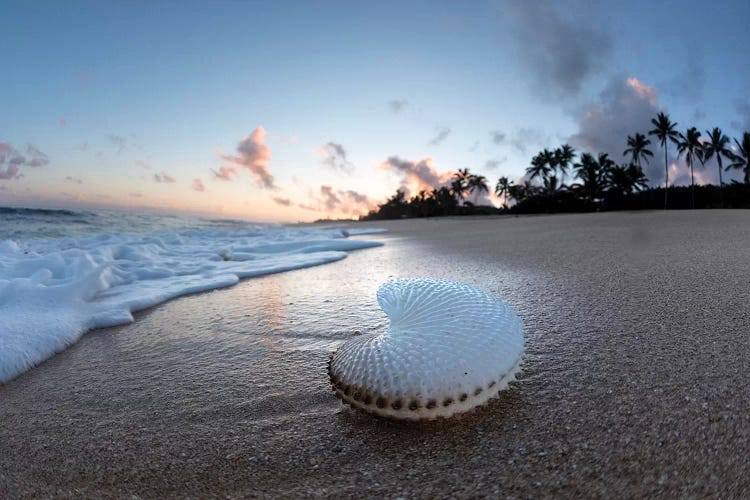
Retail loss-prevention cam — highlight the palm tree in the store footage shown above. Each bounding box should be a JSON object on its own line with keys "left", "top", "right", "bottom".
{"left": 543, "top": 174, "right": 560, "bottom": 193}
{"left": 606, "top": 163, "right": 650, "bottom": 196}
{"left": 597, "top": 153, "right": 616, "bottom": 173}
{"left": 623, "top": 133, "right": 654, "bottom": 169}
{"left": 451, "top": 168, "right": 471, "bottom": 202}
{"left": 727, "top": 132, "right": 750, "bottom": 184}
{"left": 468, "top": 174, "right": 489, "bottom": 204}
{"left": 648, "top": 112, "right": 679, "bottom": 209}
{"left": 704, "top": 127, "right": 732, "bottom": 206}
{"left": 676, "top": 127, "right": 704, "bottom": 209}
{"left": 554, "top": 144, "right": 576, "bottom": 187}
{"left": 495, "top": 176, "right": 511, "bottom": 209}
{"left": 526, "top": 153, "right": 551, "bottom": 184}
{"left": 626, "top": 164, "right": 649, "bottom": 191}
{"left": 540, "top": 148, "right": 558, "bottom": 189}
{"left": 572, "top": 153, "right": 607, "bottom": 204}
{"left": 606, "top": 165, "right": 632, "bottom": 196}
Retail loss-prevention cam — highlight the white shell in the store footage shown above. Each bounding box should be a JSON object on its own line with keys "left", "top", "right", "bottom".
{"left": 328, "top": 278, "right": 524, "bottom": 420}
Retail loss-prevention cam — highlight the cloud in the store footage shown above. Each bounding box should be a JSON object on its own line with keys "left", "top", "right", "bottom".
{"left": 320, "top": 185, "right": 342, "bottom": 210}
{"left": 379, "top": 156, "right": 453, "bottom": 196}
{"left": 272, "top": 196, "right": 292, "bottom": 206}
{"left": 0, "top": 164, "right": 19, "bottom": 180}
{"left": 108, "top": 135, "right": 127, "bottom": 155}
{"left": 428, "top": 126, "right": 451, "bottom": 146}
{"left": 468, "top": 141, "right": 480, "bottom": 152}
{"left": 129, "top": 192, "right": 143, "bottom": 198}
{"left": 389, "top": 99, "right": 409, "bottom": 113}
{"left": 510, "top": 127, "right": 548, "bottom": 155}
{"left": 316, "top": 186, "right": 375, "bottom": 215}
{"left": 64, "top": 176, "right": 83, "bottom": 184}
{"left": 79, "top": 142, "right": 88, "bottom": 151}
{"left": 220, "top": 127, "right": 275, "bottom": 189}
{"left": 154, "top": 172, "right": 176, "bottom": 183}
{"left": 211, "top": 166, "right": 239, "bottom": 181}
{"left": 316, "top": 142, "right": 354, "bottom": 173}
{"left": 297, "top": 203, "right": 317, "bottom": 211}
{"left": 0, "top": 143, "right": 49, "bottom": 180}
{"left": 490, "top": 131, "right": 506, "bottom": 144}
{"left": 24, "top": 145, "right": 49, "bottom": 167}
{"left": 192, "top": 178, "right": 206, "bottom": 192}
{"left": 484, "top": 158, "right": 507, "bottom": 170}
{"left": 570, "top": 76, "right": 666, "bottom": 183}
{"left": 501, "top": 0, "right": 612, "bottom": 98}
{"left": 59, "top": 118, "right": 67, "bottom": 127}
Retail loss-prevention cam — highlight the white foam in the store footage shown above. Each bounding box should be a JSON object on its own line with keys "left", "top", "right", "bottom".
{"left": 0, "top": 226, "right": 384, "bottom": 382}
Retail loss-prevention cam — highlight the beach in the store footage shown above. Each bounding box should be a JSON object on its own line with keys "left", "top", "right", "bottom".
{"left": 2, "top": 210, "right": 750, "bottom": 498}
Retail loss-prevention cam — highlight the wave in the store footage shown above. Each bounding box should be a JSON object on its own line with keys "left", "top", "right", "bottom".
{"left": 0, "top": 206, "right": 93, "bottom": 217}
{"left": 0, "top": 226, "right": 385, "bottom": 383}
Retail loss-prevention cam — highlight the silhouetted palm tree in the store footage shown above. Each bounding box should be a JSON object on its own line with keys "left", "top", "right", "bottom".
{"left": 495, "top": 176, "right": 511, "bottom": 209}
{"left": 623, "top": 133, "right": 654, "bottom": 169}
{"left": 526, "top": 153, "right": 551, "bottom": 184}
{"left": 468, "top": 174, "right": 489, "bottom": 204}
{"left": 572, "top": 153, "right": 607, "bottom": 203}
{"left": 606, "top": 165, "right": 632, "bottom": 195}
{"left": 676, "top": 127, "right": 704, "bottom": 209}
{"left": 626, "top": 164, "right": 649, "bottom": 191}
{"left": 606, "top": 163, "right": 650, "bottom": 196}
{"left": 451, "top": 168, "right": 471, "bottom": 201}
{"left": 543, "top": 174, "right": 560, "bottom": 193}
{"left": 704, "top": 127, "right": 732, "bottom": 206}
{"left": 727, "top": 132, "right": 750, "bottom": 184}
{"left": 554, "top": 144, "right": 576, "bottom": 187}
{"left": 648, "top": 112, "right": 679, "bottom": 209}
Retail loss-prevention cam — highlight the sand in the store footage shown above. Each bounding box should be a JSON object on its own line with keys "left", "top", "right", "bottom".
{"left": 2, "top": 211, "right": 750, "bottom": 498}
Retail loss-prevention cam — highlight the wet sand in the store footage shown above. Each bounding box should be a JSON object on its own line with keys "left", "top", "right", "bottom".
{"left": 2, "top": 211, "right": 750, "bottom": 498}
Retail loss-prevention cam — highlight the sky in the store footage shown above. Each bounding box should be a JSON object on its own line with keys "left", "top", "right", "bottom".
{"left": 2, "top": 0, "right": 749, "bottom": 222}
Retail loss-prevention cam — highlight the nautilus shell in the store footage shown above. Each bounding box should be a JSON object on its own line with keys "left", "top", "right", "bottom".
{"left": 328, "top": 278, "right": 524, "bottom": 420}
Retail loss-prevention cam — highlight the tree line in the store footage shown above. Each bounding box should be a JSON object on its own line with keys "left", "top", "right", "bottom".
{"left": 362, "top": 113, "right": 750, "bottom": 220}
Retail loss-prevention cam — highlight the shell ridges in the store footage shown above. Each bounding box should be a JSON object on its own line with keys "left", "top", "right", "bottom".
{"left": 328, "top": 278, "right": 525, "bottom": 420}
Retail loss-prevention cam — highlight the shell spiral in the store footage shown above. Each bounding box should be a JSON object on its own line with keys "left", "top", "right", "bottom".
{"left": 328, "top": 278, "right": 524, "bottom": 420}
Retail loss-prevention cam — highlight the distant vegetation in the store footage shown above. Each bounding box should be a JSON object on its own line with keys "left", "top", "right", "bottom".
{"left": 362, "top": 113, "right": 750, "bottom": 220}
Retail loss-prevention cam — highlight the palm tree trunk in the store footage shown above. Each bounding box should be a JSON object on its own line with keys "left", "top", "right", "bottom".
{"left": 664, "top": 140, "right": 669, "bottom": 210}
{"left": 717, "top": 156, "right": 724, "bottom": 208}
{"left": 690, "top": 162, "right": 695, "bottom": 209}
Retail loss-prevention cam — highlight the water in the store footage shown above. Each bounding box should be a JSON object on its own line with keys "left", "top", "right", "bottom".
{"left": 0, "top": 206, "right": 386, "bottom": 383}
{"left": 0, "top": 206, "right": 281, "bottom": 240}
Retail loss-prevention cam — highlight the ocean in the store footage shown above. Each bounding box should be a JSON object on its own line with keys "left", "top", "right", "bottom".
{"left": 0, "top": 206, "right": 385, "bottom": 383}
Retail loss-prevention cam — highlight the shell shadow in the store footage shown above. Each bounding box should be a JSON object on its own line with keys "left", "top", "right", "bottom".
{"left": 334, "top": 384, "right": 525, "bottom": 457}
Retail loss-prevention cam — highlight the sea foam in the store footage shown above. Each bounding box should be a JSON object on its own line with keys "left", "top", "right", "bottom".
{"left": 0, "top": 226, "right": 385, "bottom": 382}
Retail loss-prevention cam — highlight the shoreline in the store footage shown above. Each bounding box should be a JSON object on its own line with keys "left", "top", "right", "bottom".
{"left": 2, "top": 211, "right": 750, "bottom": 497}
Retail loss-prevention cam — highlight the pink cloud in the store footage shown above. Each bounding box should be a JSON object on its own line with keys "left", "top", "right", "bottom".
{"left": 220, "top": 127, "right": 275, "bottom": 188}
{"left": 272, "top": 196, "right": 292, "bottom": 206}
{"left": 313, "top": 185, "right": 376, "bottom": 215}
{"left": 211, "top": 166, "right": 239, "bottom": 181}
{"left": 59, "top": 118, "right": 67, "bottom": 127}
{"left": 0, "top": 164, "right": 19, "bottom": 180}
{"left": 626, "top": 77, "right": 657, "bottom": 105}
{"left": 192, "top": 178, "right": 206, "bottom": 192}
{"left": 378, "top": 156, "right": 453, "bottom": 196}
{"left": 0, "top": 143, "right": 49, "bottom": 180}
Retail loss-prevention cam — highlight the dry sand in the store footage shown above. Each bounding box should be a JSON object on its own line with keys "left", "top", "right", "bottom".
{"left": 2, "top": 211, "right": 750, "bottom": 498}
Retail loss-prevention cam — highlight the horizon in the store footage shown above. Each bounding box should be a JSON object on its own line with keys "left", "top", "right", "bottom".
{"left": 2, "top": 0, "right": 749, "bottom": 222}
